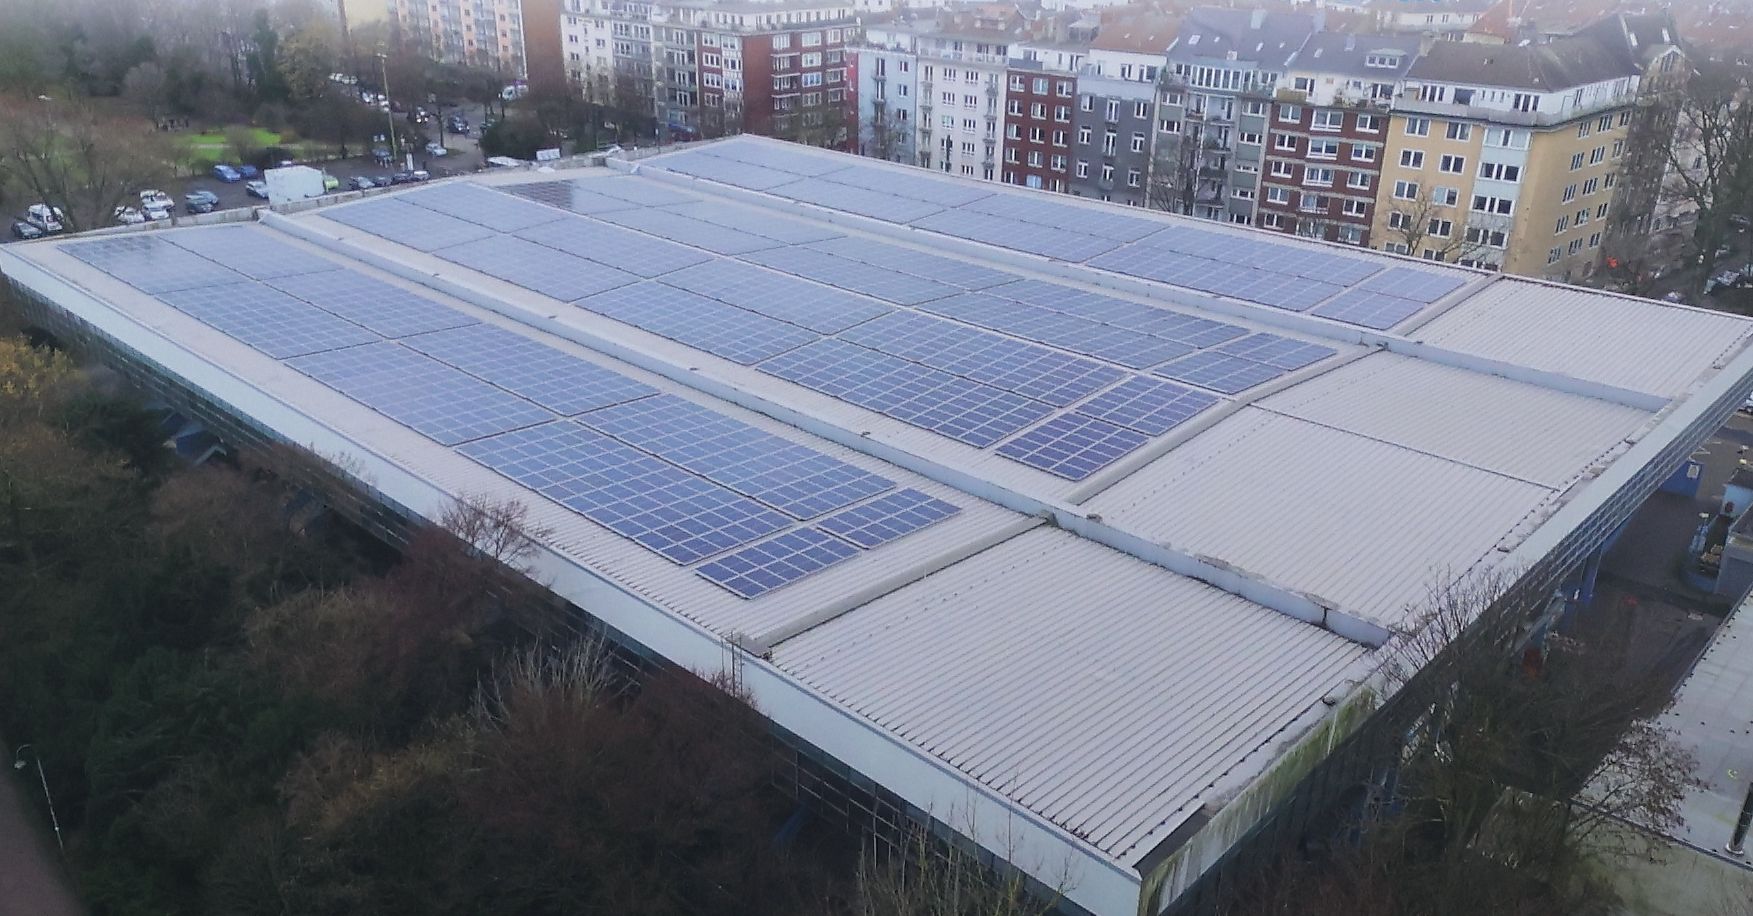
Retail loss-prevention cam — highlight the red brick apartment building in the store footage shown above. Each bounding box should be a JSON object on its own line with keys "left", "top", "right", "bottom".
{"left": 1255, "top": 33, "right": 1420, "bottom": 246}
{"left": 1001, "top": 62, "right": 1077, "bottom": 192}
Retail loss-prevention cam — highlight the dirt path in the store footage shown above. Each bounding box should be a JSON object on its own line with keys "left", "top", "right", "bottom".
{"left": 0, "top": 746, "right": 81, "bottom": 916}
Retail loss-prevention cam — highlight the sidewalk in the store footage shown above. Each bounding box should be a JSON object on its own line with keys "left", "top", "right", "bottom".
{"left": 0, "top": 746, "right": 81, "bottom": 916}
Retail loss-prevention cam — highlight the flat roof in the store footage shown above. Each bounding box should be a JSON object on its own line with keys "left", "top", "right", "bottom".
{"left": 1661, "top": 592, "right": 1753, "bottom": 858}
{"left": 5, "top": 135, "right": 1750, "bottom": 915}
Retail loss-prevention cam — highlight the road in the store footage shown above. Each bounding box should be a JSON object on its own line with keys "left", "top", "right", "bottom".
{"left": 0, "top": 744, "right": 80, "bottom": 916}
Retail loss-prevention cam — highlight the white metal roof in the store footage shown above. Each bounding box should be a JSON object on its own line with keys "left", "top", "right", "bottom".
{"left": 7, "top": 135, "right": 1753, "bottom": 916}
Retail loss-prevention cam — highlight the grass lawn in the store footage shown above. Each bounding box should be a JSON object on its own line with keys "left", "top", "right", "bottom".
{"left": 180, "top": 128, "right": 333, "bottom": 170}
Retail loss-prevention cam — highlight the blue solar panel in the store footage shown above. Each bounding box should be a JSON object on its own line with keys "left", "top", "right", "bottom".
{"left": 502, "top": 180, "right": 645, "bottom": 215}
{"left": 154, "top": 282, "right": 380, "bottom": 358}
{"left": 804, "top": 236, "right": 1017, "bottom": 290}
{"left": 661, "top": 201, "right": 843, "bottom": 245}
{"left": 63, "top": 235, "right": 245, "bottom": 292}
{"left": 587, "top": 176, "right": 701, "bottom": 206}
{"left": 573, "top": 281, "right": 819, "bottom": 364}
{"left": 398, "top": 182, "right": 569, "bottom": 232}
{"left": 741, "top": 246, "right": 957, "bottom": 305}
{"left": 459, "top": 421, "right": 789, "bottom": 563}
{"left": 288, "top": 342, "right": 555, "bottom": 444}
{"left": 1358, "top": 266, "right": 1468, "bottom": 303}
{"left": 322, "top": 198, "right": 497, "bottom": 251}
{"left": 1216, "top": 333, "right": 1337, "bottom": 371}
{"left": 594, "top": 207, "right": 790, "bottom": 255}
{"left": 264, "top": 270, "right": 478, "bottom": 338}
{"left": 695, "top": 527, "right": 860, "bottom": 598}
{"left": 910, "top": 209, "right": 1122, "bottom": 262}
{"left": 816, "top": 488, "right": 961, "bottom": 549}
{"left": 433, "top": 235, "right": 639, "bottom": 302}
{"left": 577, "top": 394, "right": 893, "bottom": 519}
{"left": 920, "top": 293, "right": 1195, "bottom": 369}
{"left": 651, "top": 150, "right": 805, "bottom": 191}
{"left": 401, "top": 323, "right": 657, "bottom": 414}
{"left": 838, "top": 311, "right": 1125, "bottom": 406}
{"left": 1154, "top": 351, "right": 1287, "bottom": 395}
{"left": 163, "top": 226, "right": 340, "bottom": 279}
{"left": 995, "top": 413, "right": 1150, "bottom": 481}
{"left": 660, "top": 259, "right": 891, "bottom": 334}
{"left": 517, "top": 216, "right": 711, "bottom": 277}
{"left": 1310, "top": 288, "right": 1427, "bottom": 330}
{"left": 1075, "top": 376, "right": 1219, "bottom": 435}
{"left": 758, "top": 338, "right": 1053, "bottom": 447}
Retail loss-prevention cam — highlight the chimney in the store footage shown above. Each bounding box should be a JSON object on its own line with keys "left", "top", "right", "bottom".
{"left": 1249, "top": 8, "right": 1265, "bottom": 30}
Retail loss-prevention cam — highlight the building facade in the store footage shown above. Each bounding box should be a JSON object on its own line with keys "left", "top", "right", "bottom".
{"left": 1157, "top": 8, "right": 1319, "bottom": 225}
{"left": 1256, "top": 33, "right": 1418, "bottom": 246}
{"left": 855, "top": 44, "right": 919, "bottom": 164}
{"left": 390, "top": 0, "right": 528, "bottom": 76}
{"left": 1068, "top": 73, "right": 1155, "bottom": 206}
{"left": 1372, "top": 37, "right": 1640, "bottom": 279}
{"left": 1001, "top": 61, "right": 1076, "bottom": 192}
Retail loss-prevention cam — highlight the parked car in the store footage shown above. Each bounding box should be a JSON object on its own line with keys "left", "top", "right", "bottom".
{"left": 388, "top": 170, "right": 415, "bottom": 185}
{"left": 185, "top": 190, "right": 219, "bottom": 214}
{"left": 424, "top": 141, "right": 448, "bottom": 157}
{"left": 410, "top": 169, "right": 430, "bottom": 182}
{"left": 348, "top": 176, "right": 376, "bottom": 190}
{"left": 25, "top": 203, "right": 65, "bottom": 232}
{"left": 245, "top": 179, "right": 269, "bottom": 199}
{"left": 212, "top": 163, "right": 242, "bottom": 182}
{"left": 11, "top": 219, "right": 45, "bottom": 240}
{"left": 140, "top": 189, "right": 173, "bottom": 210}
{"left": 142, "top": 201, "right": 172, "bottom": 221}
{"left": 238, "top": 164, "right": 260, "bottom": 180}
{"left": 371, "top": 146, "right": 392, "bottom": 165}
{"left": 321, "top": 173, "right": 341, "bottom": 191}
{"left": 113, "top": 205, "right": 146, "bottom": 225}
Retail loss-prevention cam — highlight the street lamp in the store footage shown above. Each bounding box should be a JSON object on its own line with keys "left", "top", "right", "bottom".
{"left": 12, "top": 745, "right": 64, "bottom": 856}
{"left": 377, "top": 47, "right": 400, "bottom": 165}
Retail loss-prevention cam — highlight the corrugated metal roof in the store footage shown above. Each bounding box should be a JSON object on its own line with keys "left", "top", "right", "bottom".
{"left": 1255, "top": 352, "right": 1650, "bottom": 488}
{"left": 1413, "top": 279, "right": 1753, "bottom": 399}
{"left": 772, "top": 528, "right": 1369, "bottom": 865}
{"left": 1084, "top": 408, "right": 1557, "bottom": 630}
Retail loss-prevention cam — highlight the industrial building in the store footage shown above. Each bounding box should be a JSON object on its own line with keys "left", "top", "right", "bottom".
{"left": 3, "top": 136, "right": 1750, "bottom": 915}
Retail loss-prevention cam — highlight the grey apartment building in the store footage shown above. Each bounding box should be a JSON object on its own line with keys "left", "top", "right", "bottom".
{"left": 1156, "top": 8, "right": 1317, "bottom": 225}
{"left": 1067, "top": 74, "right": 1156, "bottom": 206}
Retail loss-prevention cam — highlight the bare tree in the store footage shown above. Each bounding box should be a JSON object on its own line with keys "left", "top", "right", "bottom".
{"left": 122, "top": 62, "right": 170, "bottom": 125}
{"left": 1378, "top": 190, "right": 1491, "bottom": 265}
{"left": 1662, "top": 59, "right": 1753, "bottom": 299}
{"left": 1224, "top": 573, "right": 1697, "bottom": 916}
{"left": 0, "top": 96, "right": 178, "bottom": 233}
{"left": 862, "top": 101, "right": 909, "bottom": 163}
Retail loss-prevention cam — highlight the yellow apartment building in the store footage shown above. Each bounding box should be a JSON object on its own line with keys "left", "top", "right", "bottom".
{"left": 1371, "top": 37, "right": 1640, "bottom": 281}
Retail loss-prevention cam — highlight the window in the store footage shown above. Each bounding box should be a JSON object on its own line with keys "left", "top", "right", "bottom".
{"left": 1589, "top": 146, "right": 1606, "bottom": 165}
{"left": 1348, "top": 172, "right": 1372, "bottom": 191}
{"left": 1514, "top": 93, "right": 1539, "bottom": 113}
{"left": 1439, "top": 154, "right": 1465, "bottom": 174}
{"left": 1581, "top": 177, "right": 1599, "bottom": 195}
{"left": 1589, "top": 231, "right": 1602, "bottom": 248}
{"left": 1051, "top": 154, "right": 1066, "bottom": 171}
{"left": 1306, "top": 167, "right": 1334, "bottom": 186}
{"left": 1309, "top": 139, "right": 1339, "bottom": 160}
{"left": 1604, "top": 172, "right": 1616, "bottom": 189}
{"left": 1612, "top": 138, "right": 1625, "bottom": 158}
{"left": 1054, "top": 105, "right": 1070, "bottom": 122}
{"left": 1465, "top": 227, "right": 1507, "bottom": 248}
{"left": 1389, "top": 211, "right": 1412, "bottom": 230}
{"left": 1596, "top": 202, "right": 1609, "bottom": 219}
{"left": 1577, "top": 120, "right": 1592, "bottom": 138}
{"left": 1261, "top": 212, "right": 1285, "bottom": 229}
{"left": 1554, "top": 215, "right": 1570, "bottom": 233}
{"left": 1238, "top": 131, "right": 1262, "bottom": 145}
{"left": 1130, "top": 132, "right": 1145, "bottom": 153}
{"left": 1433, "top": 186, "right": 1459, "bottom": 206}
{"left": 1270, "top": 160, "right": 1295, "bottom": 178}
{"left": 1404, "top": 117, "right": 1431, "bottom": 136}
{"left": 1472, "top": 195, "right": 1513, "bottom": 215}
{"left": 1561, "top": 183, "right": 1577, "bottom": 203}
{"left": 1575, "top": 207, "right": 1591, "bottom": 226}
{"left": 1400, "top": 149, "right": 1425, "bottom": 168}
{"left": 1445, "top": 122, "right": 1471, "bottom": 141}
{"left": 1160, "top": 119, "right": 1181, "bottom": 134}
{"left": 1568, "top": 238, "right": 1583, "bottom": 255}
{"left": 1421, "top": 248, "right": 1446, "bottom": 262}
{"left": 1266, "top": 187, "right": 1291, "bottom": 204}
{"left": 1569, "top": 152, "right": 1585, "bottom": 170}
{"left": 1428, "top": 218, "right": 1453, "bottom": 238}
{"left": 1342, "top": 199, "right": 1368, "bottom": 217}
{"left": 1134, "top": 100, "right": 1148, "bottom": 119}
{"left": 1352, "top": 144, "right": 1377, "bottom": 163}
{"left": 1030, "top": 102, "right": 1045, "bottom": 119}
{"left": 1294, "top": 76, "right": 1316, "bottom": 92}
{"left": 1312, "top": 110, "right": 1343, "bottom": 131}
{"left": 1547, "top": 247, "right": 1562, "bottom": 264}
{"left": 1279, "top": 104, "right": 1302, "bottom": 122}
{"left": 1357, "top": 114, "right": 1381, "bottom": 132}
{"left": 1233, "top": 188, "right": 1255, "bottom": 201}
{"left": 1005, "top": 124, "right": 1021, "bottom": 140}
{"left": 1105, "top": 99, "right": 1119, "bottom": 122}
{"left": 1080, "top": 95, "right": 1093, "bottom": 112}
{"left": 1008, "top": 75, "right": 1025, "bottom": 91}
{"left": 1393, "top": 180, "right": 1420, "bottom": 200}
{"left": 1077, "top": 125, "right": 1091, "bottom": 144}
{"left": 1243, "top": 99, "right": 1266, "bottom": 116}
{"left": 1598, "top": 114, "right": 1614, "bottom": 132}
{"left": 1127, "top": 168, "right": 1141, "bottom": 187}
{"left": 1052, "top": 130, "right": 1067, "bottom": 146}
{"left": 1300, "top": 192, "right": 1327, "bottom": 213}
{"left": 1102, "top": 131, "right": 1116, "bottom": 154}
{"left": 1075, "top": 160, "right": 1089, "bottom": 178}
{"left": 1477, "top": 162, "right": 1520, "bottom": 182}
{"left": 1100, "top": 163, "right": 1114, "bottom": 183}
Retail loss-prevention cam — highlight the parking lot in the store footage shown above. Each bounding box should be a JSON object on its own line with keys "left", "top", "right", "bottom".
{"left": 8, "top": 108, "right": 489, "bottom": 240}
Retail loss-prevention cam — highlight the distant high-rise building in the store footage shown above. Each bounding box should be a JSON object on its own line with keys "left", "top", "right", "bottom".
{"left": 389, "top": 0, "right": 529, "bottom": 76}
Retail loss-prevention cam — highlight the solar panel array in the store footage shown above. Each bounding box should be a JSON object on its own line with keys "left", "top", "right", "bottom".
{"left": 76, "top": 213, "right": 964, "bottom": 597}
{"left": 433, "top": 234, "right": 639, "bottom": 302}
{"left": 574, "top": 281, "right": 819, "bottom": 364}
{"left": 399, "top": 182, "right": 571, "bottom": 232}
{"left": 515, "top": 216, "right": 711, "bottom": 277}
{"left": 500, "top": 179, "right": 646, "bottom": 215}
{"left": 594, "top": 206, "right": 792, "bottom": 255}
{"left": 324, "top": 198, "right": 497, "bottom": 251}
{"left": 660, "top": 258, "right": 892, "bottom": 334}
{"left": 741, "top": 246, "right": 958, "bottom": 306}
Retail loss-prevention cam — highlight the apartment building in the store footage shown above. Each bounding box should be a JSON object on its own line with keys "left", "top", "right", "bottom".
{"left": 1577, "top": 13, "right": 1688, "bottom": 266}
{"left": 1001, "top": 61, "right": 1077, "bottom": 192}
{"left": 1158, "top": 8, "right": 1320, "bottom": 224}
{"left": 1256, "top": 33, "right": 1419, "bottom": 246}
{"left": 1371, "top": 36, "right": 1641, "bottom": 279}
{"left": 572, "top": 0, "right": 855, "bottom": 143}
{"left": 391, "top": 0, "right": 528, "bottom": 75}
{"left": 856, "top": 45, "right": 919, "bottom": 163}
{"left": 1068, "top": 74, "right": 1155, "bottom": 206}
